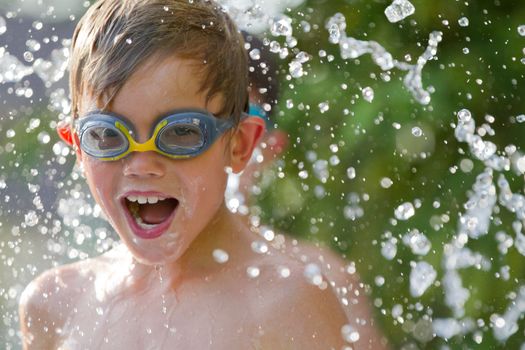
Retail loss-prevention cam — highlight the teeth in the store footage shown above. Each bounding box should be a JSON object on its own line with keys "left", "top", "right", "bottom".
{"left": 127, "top": 195, "right": 166, "bottom": 204}
{"left": 135, "top": 215, "right": 158, "bottom": 229}
{"left": 147, "top": 197, "right": 159, "bottom": 204}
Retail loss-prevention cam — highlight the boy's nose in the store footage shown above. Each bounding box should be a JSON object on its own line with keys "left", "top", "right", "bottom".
{"left": 122, "top": 151, "right": 166, "bottom": 178}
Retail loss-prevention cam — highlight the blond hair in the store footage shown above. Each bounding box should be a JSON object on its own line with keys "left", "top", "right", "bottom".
{"left": 69, "top": 0, "right": 247, "bottom": 124}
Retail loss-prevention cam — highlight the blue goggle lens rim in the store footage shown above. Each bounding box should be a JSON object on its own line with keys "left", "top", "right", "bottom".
{"left": 77, "top": 116, "right": 131, "bottom": 159}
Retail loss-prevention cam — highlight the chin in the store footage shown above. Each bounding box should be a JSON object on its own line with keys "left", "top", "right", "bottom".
{"left": 118, "top": 231, "right": 188, "bottom": 266}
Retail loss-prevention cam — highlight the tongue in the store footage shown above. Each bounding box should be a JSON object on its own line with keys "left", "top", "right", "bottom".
{"left": 138, "top": 200, "right": 177, "bottom": 225}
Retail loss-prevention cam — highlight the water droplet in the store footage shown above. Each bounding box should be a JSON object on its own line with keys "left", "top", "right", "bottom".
{"left": 516, "top": 114, "right": 525, "bottom": 123}
{"left": 270, "top": 15, "right": 293, "bottom": 37}
{"left": 304, "top": 263, "right": 323, "bottom": 286}
{"left": 403, "top": 229, "right": 431, "bottom": 255}
{"left": 410, "top": 261, "right": 437, "bottom": 297}
{"left": 380, "top": 177, "right": 393, "bottom": 189}
{"left": 394, "top": 202, "right": 415, "bottom": 220}
{"left": 246, "top": 266, "right": 260, "bottom": 278}
{"left": 458, "top": 17, "right": 469, "bottom": 27}
{"left": 362, "top": 86, "right": 374, "bottom": 102}
{"left": 212, "top": 249, "right": 229, "bottom": 264}
{"left": 37, "top": 131, "right": 51, "bottom": 144}
{"left": 278, "top": 266, "right": 291, "bottom": 278}
{"left": 457, "top": 109, "right": 472, "bottom": 122}
{"left": 516, "top": 157, "right": 525, "bottom": 174}
{"left": 381, "top": 238, "right": 398, "bottom": 260}
{"left": 341, "top": 324, "right": 360, "bottom": 343}
{"left": 318, "top": 101, "right": 330, "bottom": 113}
{"left": 26, "top": 39, "right": 41, "bottom": 52}
{"left": 325, "top": 13, "right": 346, "bottom": 44}
{"left": 0, "top": 16, "right": 6, "bottom": 35}
{"left": 6, "top": 129, "right": 15, "bottom": 138}
{"left": 24, "top": 211, "right": 39, "bottom": 227}
{"left": 518, "top": 25, "right": 525, "bottom": 37}
{"left": 347, "top": 167, "right": 356, "bottom": 179}
{"left": 251, "top": 241, "right": 269, "bottom": 254}
{"left": 411, "top": 126, "right": 423, "bottom": 137}
{"left": 249, "top": 48, "right": 260, "bottom": 60}
{"left": 288, "top": 60, "right": 304, "bottom": 78}
{"left": 384, "top": 0, "right": 415, "bottom": 23}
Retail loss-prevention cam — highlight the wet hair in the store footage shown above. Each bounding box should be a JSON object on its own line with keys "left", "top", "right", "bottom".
{"left": 69, "top": 0, "right": 248, "bottom": 125}
{"left": 242, "top": 31, "right": 279, "bottom": 119}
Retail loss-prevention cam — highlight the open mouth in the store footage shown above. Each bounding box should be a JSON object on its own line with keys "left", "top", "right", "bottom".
{"left": 123, "top": 194, "right": 179, "bottom": 239}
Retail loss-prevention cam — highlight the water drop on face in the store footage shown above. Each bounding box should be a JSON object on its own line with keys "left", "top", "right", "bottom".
{"left": 212, "top": 249, "right": 229, "bottom": 264}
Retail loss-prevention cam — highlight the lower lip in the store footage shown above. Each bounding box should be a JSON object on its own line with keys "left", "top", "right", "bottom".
{"left": 123, "top": 201, "right": 178, "bottom": 240}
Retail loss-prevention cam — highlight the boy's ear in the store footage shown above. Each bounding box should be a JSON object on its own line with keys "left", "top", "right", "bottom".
{"left": 56, "top": 121, "right": 82, "bottom": 160}
{"left": 229, "top": 116, "right": 266, "bottom": 173}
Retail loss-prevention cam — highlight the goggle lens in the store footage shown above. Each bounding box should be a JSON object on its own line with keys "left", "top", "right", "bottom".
{"left": 82, "top": 124, "right": 129, "bottom": 157}
{"left": 157, "top": 123, "right": 204, "bottom": 152}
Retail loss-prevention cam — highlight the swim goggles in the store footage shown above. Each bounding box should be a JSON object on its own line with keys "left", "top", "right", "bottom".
{"left": 57, "top": 109, "right": 247, "bottom": 161}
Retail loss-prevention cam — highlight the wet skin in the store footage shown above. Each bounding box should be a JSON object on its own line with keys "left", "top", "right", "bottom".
{"left": 18, "top": 55, "right": 348, "bottom": 349}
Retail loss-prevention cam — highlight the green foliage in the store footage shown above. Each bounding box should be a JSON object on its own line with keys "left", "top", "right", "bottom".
{"left": 255, "top": 0, "right": 525, "bottom": 348}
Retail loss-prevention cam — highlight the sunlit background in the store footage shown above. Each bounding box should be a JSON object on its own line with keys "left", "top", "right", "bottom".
{"left": 1, "top": 0, "right": 525, "bottom": 349}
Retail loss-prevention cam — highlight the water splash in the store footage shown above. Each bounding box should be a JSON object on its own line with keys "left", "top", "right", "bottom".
{"left": 326, "top": 13, "right": 442, "bottom": 105}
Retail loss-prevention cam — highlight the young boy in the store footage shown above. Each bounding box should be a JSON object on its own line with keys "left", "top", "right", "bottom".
{"left": 18, "top": 1, "right": 349, "bottom": 349}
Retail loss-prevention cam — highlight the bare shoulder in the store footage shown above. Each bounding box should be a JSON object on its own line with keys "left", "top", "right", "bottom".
{"left": 278, "top": 238, "right": 390, "bottom": 349}
{"left": 18, "top": 249, "right": 117, "bottom": 349}
{"left": 243, "top": 248, "right": 348, "bottom": 349}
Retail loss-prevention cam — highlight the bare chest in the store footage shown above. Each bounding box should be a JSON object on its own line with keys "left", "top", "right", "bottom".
{"left": 57, "top": 281, "right": 266, "bottom": 350}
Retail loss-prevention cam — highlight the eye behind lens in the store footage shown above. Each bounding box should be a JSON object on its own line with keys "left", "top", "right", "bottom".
{"left": 81, "top": 125, "right": 129, "bottom": 157}
{"left": 157, "top": 124, "right": 205, "bottom": 152}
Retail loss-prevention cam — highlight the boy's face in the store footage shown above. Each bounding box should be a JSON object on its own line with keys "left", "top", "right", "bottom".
{"left": 78, "top": 55, "right": 231, "bottom": 265}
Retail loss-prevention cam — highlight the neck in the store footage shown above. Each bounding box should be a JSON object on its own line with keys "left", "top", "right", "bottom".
{"left": 127, "top": 204, "right": 251, "bottom": 285}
